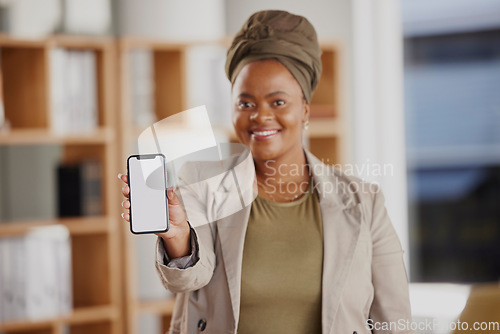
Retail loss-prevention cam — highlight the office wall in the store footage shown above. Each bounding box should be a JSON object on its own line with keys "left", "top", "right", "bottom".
{"left": 117, "top": 0, "right": 225, "bottom": 40}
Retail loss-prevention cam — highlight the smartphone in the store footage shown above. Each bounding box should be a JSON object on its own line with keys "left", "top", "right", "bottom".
{"left": 127, "top": 154, "right": 169, "bottom": 234}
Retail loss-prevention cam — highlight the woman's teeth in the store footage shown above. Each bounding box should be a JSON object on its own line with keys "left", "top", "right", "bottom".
{"left": 253, "top": 130, "right": 279, "bottom": 136}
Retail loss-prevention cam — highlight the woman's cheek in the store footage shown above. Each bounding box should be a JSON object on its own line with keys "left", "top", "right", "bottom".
{"left": 233, "top": 114, "right": 249, "bottom": 143}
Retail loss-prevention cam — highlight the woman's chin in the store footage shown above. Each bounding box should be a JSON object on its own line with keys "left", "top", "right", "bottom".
{"left": 249, "top": 146, "right": 280, "bottom": 162}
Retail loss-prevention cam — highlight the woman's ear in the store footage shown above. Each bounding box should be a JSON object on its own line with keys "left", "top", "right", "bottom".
{"left": 303, "top": 102, "right": 310, "bottom": 123}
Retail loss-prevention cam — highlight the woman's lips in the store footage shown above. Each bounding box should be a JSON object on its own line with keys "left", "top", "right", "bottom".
{"left": 249, "top": 129, "right": 281, "bottom": 141}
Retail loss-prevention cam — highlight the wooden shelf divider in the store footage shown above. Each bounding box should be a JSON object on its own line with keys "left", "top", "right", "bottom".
{"left": 0, "top": 305, "right": 118, "bottom": 332}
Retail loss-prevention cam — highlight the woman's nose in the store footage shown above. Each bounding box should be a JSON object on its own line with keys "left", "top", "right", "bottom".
{"left": 250, "top": 106, "right": 274, "bottom": 123}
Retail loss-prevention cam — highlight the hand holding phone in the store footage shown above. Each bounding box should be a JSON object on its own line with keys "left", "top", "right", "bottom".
{"left": 119, "top": 158, "right": 192, "bottom": 258}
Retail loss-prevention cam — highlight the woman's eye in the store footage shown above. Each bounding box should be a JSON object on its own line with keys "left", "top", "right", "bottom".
{"left": 238, "top": 101, "right": 254, "bottom": 109}
{"left": 274, "top": 100, "right": 286, "bottom": 106}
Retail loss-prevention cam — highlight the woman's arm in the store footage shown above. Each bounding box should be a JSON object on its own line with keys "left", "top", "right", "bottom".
{"left": 153, "top": 165, "right": 217, "bottom": 294}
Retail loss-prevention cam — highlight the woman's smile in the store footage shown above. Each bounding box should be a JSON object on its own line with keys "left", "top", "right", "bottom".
{"left": 249, "top": 128, "right": 282, "bottom": 141}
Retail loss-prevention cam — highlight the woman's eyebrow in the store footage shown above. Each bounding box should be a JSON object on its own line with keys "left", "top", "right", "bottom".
{"left": 238, "top": 93, "right": 255, "bottom": 99}
{"left": 265, "top": 91, "right": 288, "bottom": 98}
{"left": 238, "top": 91, "right": 289, "bottom": 99}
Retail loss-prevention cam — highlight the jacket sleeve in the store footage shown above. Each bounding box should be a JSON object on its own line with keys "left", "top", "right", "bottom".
{"left": 156, "top": 223, "right": 199, "bottom": 269}
{"left": 154, "top": 172, "right": 217, "bottom": 294}
{"left": 368, "top": 186, "right": 414, "bottom": 334}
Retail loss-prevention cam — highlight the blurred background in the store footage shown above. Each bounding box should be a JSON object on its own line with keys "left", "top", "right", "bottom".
{"left": 0, "top": 0, "right": 499, "bottom": 333}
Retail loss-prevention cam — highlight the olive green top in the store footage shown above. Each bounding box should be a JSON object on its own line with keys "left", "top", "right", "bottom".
{"left": 238, "top": 181, "right": 323, "bottom": 334}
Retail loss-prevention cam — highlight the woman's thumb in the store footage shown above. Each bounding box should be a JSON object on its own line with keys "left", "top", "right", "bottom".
{"left": 167, "top": 187, "right": 180, "bottom": 204}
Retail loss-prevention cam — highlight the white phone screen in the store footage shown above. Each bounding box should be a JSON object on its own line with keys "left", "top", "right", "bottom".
{"left": 127, "top": 154, "right": 169, "bottom": 234}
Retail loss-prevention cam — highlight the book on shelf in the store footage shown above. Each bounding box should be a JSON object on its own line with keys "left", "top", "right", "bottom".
{"left": 129, "top": 49, "right": 156, "bottom": 128}
{"left": 0, "top": 225, "right": 72, "bottom": 323}
{"left": 57, "top": 160, "right": 102, "bottom": 217}
{"left": 50, "top": 48, "right": 98, "bottom": 134}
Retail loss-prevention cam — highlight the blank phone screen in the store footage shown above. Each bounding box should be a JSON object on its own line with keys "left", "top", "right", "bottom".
{"left": 128, "top": 155, "right": 168, "bottom": 234}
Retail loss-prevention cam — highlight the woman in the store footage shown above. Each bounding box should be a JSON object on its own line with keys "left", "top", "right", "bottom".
{"left": 120, "top": 10, "right": 413, "bottom": 334}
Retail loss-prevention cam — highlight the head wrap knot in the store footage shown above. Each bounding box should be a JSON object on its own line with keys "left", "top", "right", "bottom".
{"left": 244, "top": 24, "right": 274, "bottom": 40}
{"left": 225, "top": 10, "right": 322, "bottom": 103}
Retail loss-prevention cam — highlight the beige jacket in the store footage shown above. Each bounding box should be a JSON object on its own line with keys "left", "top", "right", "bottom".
{"left": 155, "top": 149, "right": 413, "bottom": 334}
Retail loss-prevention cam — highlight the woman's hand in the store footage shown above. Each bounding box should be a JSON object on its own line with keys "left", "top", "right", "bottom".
{"left": 118, "top": 173, "right": 192, "bottom": 259}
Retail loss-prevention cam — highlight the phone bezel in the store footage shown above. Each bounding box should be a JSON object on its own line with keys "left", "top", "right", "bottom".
{"left": 126, "top": 153, "right": 169, "bottom": 234}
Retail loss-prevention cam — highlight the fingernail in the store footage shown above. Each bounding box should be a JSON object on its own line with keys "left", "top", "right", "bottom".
{"left": 117, "top": 173, "right": 123, "bottom": 180}
{"left": 121, "top": 201, "right": 125, "bottom": 207}
{"left": 167, "top": 187, "right": 173, "bottom": 200}
{"left": 121, "top": 213, "right": 125, "bottom": 218}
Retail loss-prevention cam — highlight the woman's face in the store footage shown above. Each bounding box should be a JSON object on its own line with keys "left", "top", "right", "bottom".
{"left": 232, "top": 59, "right": 310, "bottom": 162}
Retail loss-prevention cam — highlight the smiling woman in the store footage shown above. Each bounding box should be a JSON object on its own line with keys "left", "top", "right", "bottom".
{"left": 119, "top": 9, "right": 414, "bottom": 334}
{"left": 232, "top": 59, "right": 312, "bottom": 201}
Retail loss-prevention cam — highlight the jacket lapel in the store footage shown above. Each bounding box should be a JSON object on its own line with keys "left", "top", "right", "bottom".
{"left": 217, "top": 204, "right": 251, "bottom": 328}
{"left": 212, "top": 149, "right": 256, "bottom": 328}
{"left": 305, "top": 150, "right": 362, "bottom": 334}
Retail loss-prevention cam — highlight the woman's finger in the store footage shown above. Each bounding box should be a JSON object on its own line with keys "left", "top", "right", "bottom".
{"left": 121, "top": 200, "right": 130, "bottom": 209}
{"left": 122, "top": 184, "right": 129, "bottom": 197}
{"left": 118, "top": 173, "right": 128, "bottom": 184}
{"left": 121, "top": 212, "right": 130, "bottom": 222}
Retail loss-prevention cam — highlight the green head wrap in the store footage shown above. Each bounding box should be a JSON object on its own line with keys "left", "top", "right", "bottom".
{"left": 225, "top": 10, "right": 322, "bottom": 104}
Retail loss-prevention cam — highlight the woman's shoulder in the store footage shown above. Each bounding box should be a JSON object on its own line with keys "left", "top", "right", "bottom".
{"left": 306, "top": 150, "right": 382, "bottom": 212}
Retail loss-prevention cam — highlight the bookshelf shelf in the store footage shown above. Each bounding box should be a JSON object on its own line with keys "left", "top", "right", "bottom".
{"left": 0, "top": 33, "right": 47, "bottom": 48}
{"left": 0, "top": 128, "right": 115, "bottom": 145}
{"left": 135, "top": 299, "right": 176, "bottom": 315}
{"left": 0, "top": 305, "right": 118, "bottom": 332}
{"left": 0, "top": 318, "right": 54, "bottom": 332}
{"left": 49, "top": 35, "right": 114, "bottom": 49}
{"left": 0, "top": 216, "right": 113, "bottom": 237}
{"left": 308, "top": 118, "right": 343, "bottom": 137}
{"left": 63, "top": 305, "right": 119, "bottom": 325}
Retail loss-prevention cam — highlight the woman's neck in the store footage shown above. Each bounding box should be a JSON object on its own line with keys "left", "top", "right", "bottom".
{"left": 253, "top": 148, "right": 311, "bottom": 201}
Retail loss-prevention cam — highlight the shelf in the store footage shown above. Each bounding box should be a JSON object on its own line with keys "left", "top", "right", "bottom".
{"left": 0, "top": 216, "right": 113, "bottom": 237}
{"left": 0, "top": 305, "right": 118, "bottom": 331}
{"left": 118, "top": 36, "right": 233, "bottom": 50}
{"left": 49, "top": 35, "right": 114, "bottom": 50}
{"left": 136, "top": 299, "right": 176, "bottom": 315}
{"left": 0, "top": 33, "right": 47, "bottom": 48}
{"left": 0, "top": 34, "right": 113, "bottom": 49}
{"left": 308, "top": 118, "right": 342, "bottom": 137}
{"left": 63, "top": 305, "right": 119, "bottom": 325}
{"left": 0, "top": 128, "right": 115, "bottom": 145}
{"left": 119, "top": 37, "right": 188, "bottom": 51}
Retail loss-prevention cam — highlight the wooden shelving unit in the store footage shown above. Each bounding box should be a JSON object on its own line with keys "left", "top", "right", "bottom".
{"left": 117, "top": 37, "right": 186, "bottom": 334}
{"left": 0, "top": 35, "right": 122, "bottom": 334}
{"left": 116, "top": 37, "right": 344, "bottom": 334}
{"left": 0, "top": 32, "right": 343, "bottom": 334}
